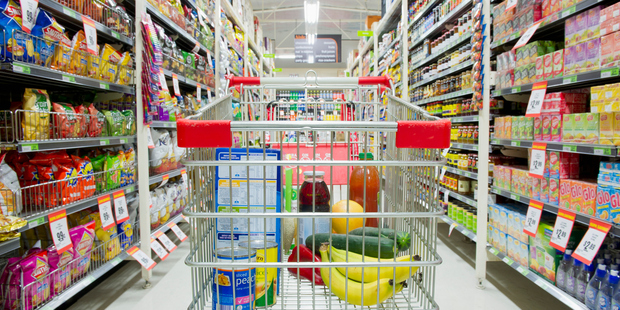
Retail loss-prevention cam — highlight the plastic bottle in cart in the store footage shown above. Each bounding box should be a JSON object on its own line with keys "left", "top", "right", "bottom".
{"left": 349, "top": 153, "right": 380, "bottom": 227}
{"left": 597, "top": 270, "right": 620, "bottom": 310}
{"left": 587, "top": 265, "right": 608, "bottom": 309}
{"left": 557, "top": 250, "right": 573, "bottom": 291}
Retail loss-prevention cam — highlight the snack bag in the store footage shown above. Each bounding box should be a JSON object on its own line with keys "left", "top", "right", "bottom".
{"left": 90, "top": 213, "right": 120, "bottom": 261}
{"left": 71, "top": 155, "right": 95, "bottom": 198}
{"left": 124, "top": 147, "right": 135, "bottom": 185}
{"left": 0, "top": 0, "right": 29, "bottom": 62}
{"left": 0, "top": 215, "right": 26, "bottom": 232}
{"left": 6, "top": 250, "right": 50, "bottom": 310}
{"left": 116, "top": 52, "right": 133, "bottom": 85}
{"left": 31, "top": 8, "right": 64, "bottom": 67}
{"left": 120, "top": 110, "right": 135, "bottom": 135}
{"left": 149, "top": 129, "right": 170, "bottom": 173}
{"left": 52, "top": 158, "right": 79, "bottom": 204}
{"left": 99, "top": 44, "right": 122, "bottom": 82}
{"left": 68, "top": 30, "right": 88, "bottom": 76}
{"left": 87, "top": 104, "right": 105, "bottom": 137}
{"left": 74, "top": 105, "right": 88, "bottom": 138}
{"left": 0, "top": 153, "right": 21, "bottom": 216}
{"left": 52, "top": 102, "right": 78, "bottom": 139}
{"left": 46, "top": 245, "right": 74, "bottom": 297}
{"left": 149, "top": 191, "right": 160, "bottom": 229}
{"left": 69, "top": 220, "right": 95, "bottom": 280}
{"left": 116, "top": 220, "right": 132, "bottom": 250}
{"left": 105, "top": 154, "right": 121, "bottom": 191}
{"left": 86, "top": 44, "right": 100, "bottom": 79}
{"left": 104, "top": 110, "right": 125, "bottom": 136}
{"left": 91, "top": 154, "right": 106, "bottom": 192}
{"left": 22, "top": 88, "right": 51, "bottom": 141}
{"left": 117, "top": 150, "right": 126, "bottom": 186}
{"left": 51, "top": 33, "right": 71, "bottom": 71}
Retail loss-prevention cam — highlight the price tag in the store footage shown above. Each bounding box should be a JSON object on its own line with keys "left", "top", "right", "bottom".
{"left": 158, "top": 174, "right": 169, "bottom": 188}
{"left": 549, "top": 209, "right": 576, "bottom": 252}
{"left": 182, "top": 215, "right": 189, "bottom": 223}
{"left": 147, "top": 128, "right": 155, "bottom": 149}
{"left": 20, "top": 0, "right": 38, "bottom": 33}
{"left": 512, "top": 22, "right": 541, "bottom": 50}
{"left": 113, "top": 190, "right": 129, "bottom": 223}
{"left": 191, "top": 42, "right": 201, "bottom": 53}
{"left": 197, "top": 84, "right": 201, "bottom": 102}
{"left": 523, "top": 200, "right": 544, "bottom": 237}
{"left": 49, "top": 209, "right": 72, "bottom": 254}
{"left": 81, "top": 16, "right": 97, "bottom": 56}
{"left": 180, "top": 169, "right": 188, "bottom": 191}
{"left": 572, "top": 219, "right": 612, "bottom": 265}
{"left": 279, "top": 110, "right": 284, "bottom": 116}
{"left": 529, "top": 142, "right": 547, "bottom": 178}
{"left": 97, "top": 195, "right": 116, "bottom": 231}
{"left": 168, "top": 223, "right": 188, "bottom": 242}
{"left": 440, "top": 167, "right": 447, "bottom": 183}
{"left": 449, "top": 222, "right": 458, "bottom": 237}
{"left": 154, "top": 231, "right": 177, "bottom": 252}
{"left": 150, "top": 238, "right": 169, "bottom": 260}
{"left": 207, "top": 88, "right": 212, "bottom": 101}
{"left": 172, "top": 74, "right": 181, "bottom": 96}
{"left": 127, "top": 246, "right": 157, "bottom": 270}
{"left": 159, "top": 68, "right": 169, "bottom": 92}
{"left": 444, "top": 189, "right": 450, "bottom": 203}
{"left": 525, "top": 81, "right": 548, "bottom": 117}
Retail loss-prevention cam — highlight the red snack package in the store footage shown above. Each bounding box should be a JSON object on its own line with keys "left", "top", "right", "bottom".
{"left": 71, "top": 155, "right": 95, "bottom": 198}
{"left": 52, "top": 102, "right": 78, "bottom": 139}
{"left": 36, "top": 164, "right": 59, "bottom": 208}
{"left": 30, "top": 151, "right": 71, "bottom": 166}
{"left": 87, "top": 104, "right": 105, "bottom": 137}
{"left": 52, "top": 159, "right": 79, "bottom": 204}
{"left": 75, "top": 105, "right": 88, "bottom": 138}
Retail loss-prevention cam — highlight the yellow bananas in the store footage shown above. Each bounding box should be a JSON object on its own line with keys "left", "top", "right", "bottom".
{"left": 328, "top": 245, "right": 420, "bottom": 283}
{"left": 319, "top": 244, "right": 404, "bottom": 306}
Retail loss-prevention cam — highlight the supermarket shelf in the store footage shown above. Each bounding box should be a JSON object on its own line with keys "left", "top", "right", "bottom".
{"left": 490, "top": 138, "right": 618, "bottom": 157}
{"left": 0, "top": 62, "right": 135, "bottom": 94}
{"left": 221, "top": 0, "right": 246, "bottom": 32}
{"left": 409, "top": 0, "right": 472, "bottom": 50}
{"left": 150, "top": 121, "right": 177, "bottom": 129}
{"left": 390, "top": 58, "right": 401, "bottom": 68}
{"left": 492, "top": 68, "right": 620, "bottom": 97}
{"left": 17, "top": 136, "right": 136, "bottom": 152}
{"left": 0, "top": 238, "right": 20, "bottom": 256}
{"left": 439, "top": 187, "right": 477, "bottom": 207}
{"left": 145, "top": 2, "right": 210, "bottom": 55}
{"left": 223, "top": 35, "right": 245, "bottom": 57}
{"left": 248, "top": 36, "right": 261, "bottom": 57}
{"left": 394, "top": 81, "right": 403, "bottom": 88}
{"left": 410, "top": 32, "right": 472, "bottom": 72}
{"left": 490, "top": 0, "right": 602, "bottom": 49}
{"left": 440, "top": 215, "right": 478, "bottom": 242}
{"left": 149, "top": 168, "right": 184, "bottom": 186}
{"left": 487, "top": 246, "right": 588, "bottom": 310}
{"left": 374, "top": 0, "right": 402, "bottom": 35}
{"left": 413, "top": 88, "right": 474, "bottom": 105}
{"left": 360, "top": 37, "right": 374, "bottom": 58}
{"left": 490, "top": 186, "right": 620, "bottom": 236}
{"left": 449, "top": 115, "right": 479, "bottom": 123}
{"left": 445, "top": 166, "right": 492, "bottom": 183}
{"left": 38, "top": 250, "right": 129, "bottom": 310}
{"left": 20, "top": 184, "right": 138, "bottom": 232}
{"left": 410, "top": 60, "right": 473, "bottom": 89}
{"left": 38, "top": 0, "right": 133, "bottom": 46}
{"left": 227, "top": 67, "right": 243, "bottom": 77}
{"left": 162, "top": 69, "right": 211, "bottom": 91}
{"left": 151, "top": 213, "right": 185, "bottom": 237}
{"left": 378, "top": 38, "right": 400, "bottom": 60}
{"left": 451, "top": 142, "right": 479, "bottom": 151}
{"left": 409, "top": 0, "right": 440, "bottom": 28}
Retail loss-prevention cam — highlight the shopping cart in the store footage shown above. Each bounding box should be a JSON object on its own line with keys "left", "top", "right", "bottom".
{"left": 179, "top": 73, "right": 451, "bottom": 310}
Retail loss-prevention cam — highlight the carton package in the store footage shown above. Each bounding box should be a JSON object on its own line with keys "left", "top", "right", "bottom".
{"left": 584, "top": 113, "right": 600, "bottom": 143}
{"left": 553, "top": 49, "right": 564, "bottom": 77}
{"left": 562, "top": 114, "right": 574, "bottom": 142}
{"left": 534, "top": 116, "right": 543, "bottom": 140}
{"left": 564, "top": 45, "right": 576, "bottom": 75}
{"left": 614, "top": 112, "right": 620, "bottom": 145}
{"left": 543, "top": 53, "right": 554, "bottom": 80}
{"left": 571, "top": 179, "right": 584, "bottom": 212}
{"left": 542, "top": 115, "right": 552, "bottom": 141}
{"left": 587, "top": 6, "right": 602, "bottom": 40}
{"left": 574, "top": 42, "right": 587, "bottom": 74}
{"left": 600, "top": 112, "right": 614, "bottom": 145}
{"left": 529, "top": 221, "right": 562, "bottom": 284}
{"left": 581, "top": 181, "right": 598, "bottom": 216}
{"left": 560, "top": 179, "right": 572, "bottom": 210}
{"left": 601, "top": 34, "right": 615, "bottom": 68}
{"left": 536, "top": 56, "right": 544, "bottom": 81}
{"left": 541, "top": 177, "right": 550, "bottom": 203}
{"left": 551, "top": 114, "right": 562, "bottom": 141}
{"left": 549, "top": 177, "right": 560, "bottom": 206}
{"left": 585, "top": 38, "right": 601, "bottom": 72}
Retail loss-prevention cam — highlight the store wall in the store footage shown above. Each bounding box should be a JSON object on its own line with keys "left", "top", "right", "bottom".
{"left": 277, "top": 68, "right": 346, "bottom": 77}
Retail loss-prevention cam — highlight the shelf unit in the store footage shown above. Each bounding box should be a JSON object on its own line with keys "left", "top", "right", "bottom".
{"left": 441, "top": 215, "right": 479, "bottom": 242}
{"left": 445, "top": 166, "right": 493, "bottom": 183}
{"left": 491, "top": 138, "right": 618, "bottom": 157}
{"left": 439, "top": 187, "right": 478, "bottom": 207}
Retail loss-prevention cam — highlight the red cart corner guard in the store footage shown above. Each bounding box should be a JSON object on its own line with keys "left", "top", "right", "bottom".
{"left": 358, "top": 76, "right": 391, "bottom": 88}
{"left": 226, "top": 75, "right": 261, "bottom": 87}
{"left": 395, "top": 119, "right": 452, "bottom": 149}
{"left": 176, "top": 119, "right": 233, "bottom": 148}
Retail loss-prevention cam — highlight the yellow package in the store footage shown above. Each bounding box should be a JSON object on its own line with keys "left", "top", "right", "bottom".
{"left": 600, "top": 112, "right": 614, "bottom": 145}
{"left": 51, "top": 33, "right": 72, "bottom": 72}
{"left": 86, "top": 44, "right": 100, "bottom": 79}
{"left": 0, "top": 215, "right": 26, "bottom": 232}
{"left": 99, "top": 44, "right": 122, "bottom": 82}
{"left": 85, "top": 212, "right": 121, "bottom": 261}
{"left": 116, "top": 52, "right": 132, "bottom": 85}
{"left": 0, "top": 231, "right": 19, "bottom": 241}
{"left": 68, "top": 31, "right": 88, "bottom": 76}
{"left": 22, "top": 88, "right": 51, "bottom": 141}
{"left": 614, "top": 112, "right": 620, "bottom": 146}
{"left": 605, "top": 83, "right": 620, "bottom": 105}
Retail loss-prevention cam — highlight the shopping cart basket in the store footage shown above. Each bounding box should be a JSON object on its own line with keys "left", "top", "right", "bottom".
{"left": 178, "top": 73, "right": 451, "bottom": 310}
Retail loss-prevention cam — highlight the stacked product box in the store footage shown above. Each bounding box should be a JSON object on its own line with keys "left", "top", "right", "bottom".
{"left": 562, "top": 112, "right": 600, "bottom": 144}
{"left": 559, "top": 179, "right": 598, "bottom": 215}
{"left": 564, "top": 7, "right": 603, "bottom": 75}
{"left": 596, "top": 162, "right": 620, "bottom": 224}
{"left": 598, "top": 4, "right": 620, "bottom": 69}
{"left": 497, "top": 50, "right": 516, "bottom": 89}
{"left": 540, "top": 91, "right": 588, "bottom": 142}
{"left": 518, "top": 41, "right": 559, "bottom": 85}
{"left": 494, "top": 116, "right": 534, "bottom": 139}
{"left": 591, "top": 84, "right": 620, "bottom": 133}
{"left": 530, "top": 41, "right": 563, "bottom": 84}
{"left": 489, "top": 203, "right": 530, "bottom": 267}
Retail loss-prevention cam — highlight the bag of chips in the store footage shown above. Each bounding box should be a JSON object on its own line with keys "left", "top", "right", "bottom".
{"left": 120, "top": 110, "right": 135, "bottom": 135}
{"left": 22, "top": 88, "right": 51, "bottom": 141}
{"left": 105, "top": 154, "right": 121, "bottom": 191}
{"left": 75, "top": 105, "right": 88, "bottom": 138}
{"left": 0, "top": 0, "right": 27, "bottom": 62}
{"left": 52, "top": 102, "right": 78, "bottom": 139}
{"left": 116, "top": 52, "right": 133, "bottom": 85}
{"left": 69, "top": 220, "right": 95, "bottom": 280}
{"left": 6, "top": 250, "right": 50, "bottom": 310}
{"left": 46, "top": 245, "right": 74, "bottom": 297}
{"left": 0, "top": 153, "right": 21, "bottom": 216}
{"left": 116, "top": 220, "right": 132, "bottom": 251}
{"left": 91, "top": 154, "right": 106, "bottom": 192}
{"left": 72, "top": 155, "right": 95, "bottom": 198}
{"left": 123, "top": 147, "right": 135, "bottom": 185}
{"left": 68, "top": 30, "right": 87, "bottom": 76}
{"left": 104, "top": 110, "right": 125, "bottom": 136}
{"left": 149, "top": 191, "right": 160, "bottom": 229}
{"left": 88, "top": 213, "right": 120, "bottom": 261}
{"left": 86, "top": 44, "right": 100, "bottom": 79}
{"left": 51, "top": 32, "right": 71, "bottom": 71}
{"left": 87, "top": 104, "right": 105, "bottom": 137}
{"left": 0, "top": 215, "right": 25, "bottom": 232}
{"left": 52, "top": 159, "right": 79, "bottom": 204}
{"left": 31, "top": 8, "right": 64, "bottom": 67}
{"left": 99, "top": 44, "right": 122, "bottom": 82}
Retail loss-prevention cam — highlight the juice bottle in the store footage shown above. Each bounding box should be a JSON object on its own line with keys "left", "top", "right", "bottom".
{"left": 349, "top": 153, "right": 380, "bottom": 227}
{"left": 298, "top": 171, "right": 331, "bottom": 242}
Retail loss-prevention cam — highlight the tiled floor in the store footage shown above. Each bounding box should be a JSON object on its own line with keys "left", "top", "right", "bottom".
{"left": 64, "top": 223, "right": 571, "bottom": 310}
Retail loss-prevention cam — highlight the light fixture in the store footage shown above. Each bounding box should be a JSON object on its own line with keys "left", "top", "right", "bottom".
{"left": 304, "top": 1, "right": 319, "bottom": 45}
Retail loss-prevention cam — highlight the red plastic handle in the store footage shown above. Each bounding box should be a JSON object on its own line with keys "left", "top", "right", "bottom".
{"left": 176, "top": 119, "right": 233, "bottom": 148}
{"left": 227, "top": 75, "right": 261, "bottom": 87}
{"left": 359, "top": 76, "right": 392, "bottom": 88}
{"left": 395, "top": 119, "right": 452, "bottom": 149}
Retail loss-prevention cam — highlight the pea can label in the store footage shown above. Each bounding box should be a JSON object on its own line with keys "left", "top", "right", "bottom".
{"left": 213, "top": 247, "right": 256, "bottom": 310}
{"left": 239, "top": 240, "right": 278, "bottom": 307}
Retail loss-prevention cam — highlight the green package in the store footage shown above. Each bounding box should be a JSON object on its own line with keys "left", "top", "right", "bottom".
{"left": 92, "top": 154, "right": 106, "bottom": 192}
{"left": 106, "top": 154, "right": 121, "bottom": 191}
{"left": 121, "top": 110, "right": 135, "bottom": 135}
{"left": 104, "top": 110, "right": 126, "bottom": 136}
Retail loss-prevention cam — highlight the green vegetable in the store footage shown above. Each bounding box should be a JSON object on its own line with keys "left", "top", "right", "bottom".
{"left": 348, "top": 227, "right": 411, "bottom": 251}
{"left": 305, "top": 233, "right": 397, "bottom": 259}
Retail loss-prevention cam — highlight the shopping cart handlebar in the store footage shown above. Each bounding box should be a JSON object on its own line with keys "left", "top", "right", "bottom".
{"left": 177, "top": 119, "right": 451, "bottom": 149}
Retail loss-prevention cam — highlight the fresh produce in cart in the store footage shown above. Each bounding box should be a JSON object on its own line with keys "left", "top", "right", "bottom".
{"left": 287, "top": 244, "right": 324, "bottom": 286}
{"left": 348, "top": 227, "right": 411, "bottom": 251}
{"left": 306, "top": 232, "right": 399, "bottom": 259}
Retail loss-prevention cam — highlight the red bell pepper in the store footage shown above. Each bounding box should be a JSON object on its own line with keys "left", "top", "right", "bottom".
{"left": 287, "top": 245, "right": 324, "bottom": 286}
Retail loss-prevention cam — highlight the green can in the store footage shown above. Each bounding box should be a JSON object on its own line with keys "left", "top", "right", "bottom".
{"left": 473, "top": 212, "right": 478, "bottom": 233}
{"left": 456, "top": 206, "right": 464, "bottom": 224}
{"left": 448, "top": 203, "right": 453, "bottom": 219}
{"left": 466, "top": 211, "right": 473, "bottom": 230}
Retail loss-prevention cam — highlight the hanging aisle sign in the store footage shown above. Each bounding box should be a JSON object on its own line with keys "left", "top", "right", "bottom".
{"left": 572, "top": 219, "right": 612, "bottom": 265}
{"left": 549, "top": 209, "right": 576, "bottom": 252}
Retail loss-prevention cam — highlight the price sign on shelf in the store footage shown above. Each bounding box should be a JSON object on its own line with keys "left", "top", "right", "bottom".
{"left": 154, "top": 231, "right": 177, "bottom": 252}
{"left": 127, "top": 246, "right": 157, "bottom": 270}
{"left": 20, "top": 0, "right": 38, "bottom": 33}
{"left": 168, "top": 223, "right": 188, "bottom": 242}
{"left": 549, "top": 209, "right": 576, "bottom": 252}
{"left": 191, "top": 41, "right": 200, "bottom": 53}
{"left": 81, "top": 16, "right": 97, "bottom": 55}
{"left": 172, "top": 74, "right": 181, "bottom": 96}
{"left": 49, "top": 209, "right": 73, "bottom": 254}
{"left": 97, "top": 195, "right": 116, "bottom": 231}
{"left": 525, "top": 81, "right": 548, "bottom": 117}
{"left": 180, "top": 169, "right": 188, "bottom": 191}
{"left": 523, "top": 200, "right": 544, "bottom": 237}
{"left": 513, "top": 22, "right": 542, "bottom": 50}
{"left": 158, "top": 174, "right": 169, "bottom": 188}
{"left": 197, "top": 84, "right": 201, "bottom": 102}
{"left": 529, "top": 142, "right": 547, "bottom": 178}
{"left": 158, "top": 68, "right": 169, "bottom": 92}
{"left": 146, "top": 127, "right": 155, "bottom": 149}
{"left": 150, "top": 238, "right": 169, "bottom": 260}
{"left": 113, "top": 190, "right": 130, "bottom": 223}
{"left": 572, "top": 219, "right": 612, "bottom": 265}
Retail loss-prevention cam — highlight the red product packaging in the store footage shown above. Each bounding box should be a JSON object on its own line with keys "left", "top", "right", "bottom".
{"left": 534, "top": 116, "right": 543, "bottom": 140}
{"left": 37, "top": 164, "right": 58, "bottom": 208}
{"left": 571, "top": 180, "right": 584, "bottom": 212}
{"left": 550, "top": 177, "right": 560, "bottom": 205}
{"left": 52, "top": 103, "right": 78, "bottom": 139}
{"left": 542, "top": 115, "right": 552, "bottom": 141}
{"left": 581, "top": 181, "right": 598, "bottom": 216}
{"left": 71, "top": 155, "right": 95, "bottom": 199}
{"left": 52, "top": 159, "right": 79, "bottom": 205}
{"left": 560, "top": 179, "right": 573, "bottom": 210}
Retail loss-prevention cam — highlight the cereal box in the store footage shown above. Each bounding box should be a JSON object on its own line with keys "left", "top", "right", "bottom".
{"left": 600, "top": 112, "right": 614, "bottom": 145}
{"left": 582, "top": 181, "right": 598, "bottom": 216}
{"left": 507, "top": 234, "right": 516, "bottom": 259}
{"left": 552, "top": 49, "right": 564, "bottom": 77}
{"left": 498, "top": 205, "right": 507, "bottom": 232}
{"left": 519, "top": 241, "right": 529, "bottom": 266}
{"left": 541, "top": 177, "right": 550, "bottom": 203}
{"left": 542, "top": 115, "right": 552, "bottom": 141}
{"left": 566, "top": 16, "right": 576, "bottom": 47}
{"left": 543, "top": 53, "right": 553, "bottom": 80}
{"left": 574, "top": 12, "right": 589, "bottom": 45}
{"left": 551, "top": 114, "right": 562, "bottom": 141}
{"left": 586, "top": 38, "right": 601, "bottom": 72}
{"left": 532, "top": 177, "right": 541, "bottom": 200}
{"left": 505, "top": 116, "right": 513, "bottom": 139}
{"left": 584, "top": 113, "right": 600, "bottom": 144}
{"left": 560, "top": 179, "right": 572, "bottom": 210}
{"left": 549, "top": 177, "right": 560, "bottom": 206}
{"left": 512, "top": 116, "right": 521, "bottom": 140}
{"left": 562, "top": 114, "right": 574, "bottom": 142}
{"left": 571, "top": 180, "right": 584, "bottom": 212}
{"left": 564, "top": 46, "right": 575, "bottom": 75}
{"left": 523, "top": 117, "right": 534, "bottom": 140}
{"left": 573, "top": 113, "right": 586, "bottom": 142}
{"left": 548, "top": 151, "right": 560, "bottom": 178}
{"left": 499, "top": 230, "right": 507, "bottom": 253}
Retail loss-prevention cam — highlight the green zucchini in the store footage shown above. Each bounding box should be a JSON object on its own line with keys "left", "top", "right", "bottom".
{"left": 348, "top": 227, "right": 411, "bottom": 251}
{"left": 305, "top": 233, "right": 398, "bottom": 258}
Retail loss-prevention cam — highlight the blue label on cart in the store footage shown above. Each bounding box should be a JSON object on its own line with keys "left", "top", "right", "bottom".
{"left": 213, "top": 267, "right": 256, "bottom": 310}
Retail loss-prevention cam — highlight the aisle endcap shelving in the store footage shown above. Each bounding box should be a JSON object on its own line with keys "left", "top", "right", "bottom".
{"left": 410, "top": 60, "right": 473, "bottom": 89}
{"left": 221, "top": 0, "right": 246, "bottom": 33}
{"left": 374, "top": 0, "right": 403, "bottom": 36}
{"left": 487, "top": 247, "right": 589, "bottom": 310}
{"left": 409, "top": 0, "right": 441, "bottom": 28}
{"left": 439, "top": 187, "right": 477, "bottom": 207}
{"left": 490, "top": 138, "right": 618, "bottom": 157}
{"left": 145, "top": 2, "right": 210, "bottom": 55}
{"left": 0, "top": 63, "right": 135, "bottom": 94}
{"left": 440, "top": 215, "right": 478, "bottom": 242}
{"left": 490, "top": 186, "right": 620, "bottom": 236}
{"left": 378, "top": 38, "right": 401, "bottom": 61}
{"left": 17, "top": 136, "right": 136, "bottom": 152}
{"left": 445, "top": 166, "right": 493, "bottom": 184}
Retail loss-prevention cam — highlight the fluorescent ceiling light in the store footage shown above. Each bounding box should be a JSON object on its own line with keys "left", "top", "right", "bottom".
{"left": 304, "top": 1, "right": 320, "bottom": 24}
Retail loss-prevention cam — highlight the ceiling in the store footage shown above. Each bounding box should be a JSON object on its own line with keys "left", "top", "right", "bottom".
{"left": 250, "top": 0, "right": 382, "bottom": 67}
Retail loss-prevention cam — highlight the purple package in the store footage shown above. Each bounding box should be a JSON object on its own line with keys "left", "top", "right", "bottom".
{"left": 566, "top": 16, "right": 576, "bottom": 47}
{"left": 587, "top": 6, "right": 602, "bottom": 40}
{"left": 574, "top": 42, "right": 587, "bottom": 74}
{"left": 564, "top": 45, "right": 576, "bottom": 75}
{"left": 5, "top": 251, "right": 50, "bottom": 310}
{"left": 575, "top": 12, "right": 589, "bottom": 45}
{"left": 69, "top": 221, "right": 95, "bottom": 281}
{"left": 47, "top": 245, "right": 75, "bottom": 297}
{"left": 586, "top": 38, "right": 601, "bottom": 72}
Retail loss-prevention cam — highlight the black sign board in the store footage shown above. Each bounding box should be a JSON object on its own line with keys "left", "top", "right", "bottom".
{"left": 294, "top": 34, "right": 341, "bottom": 63}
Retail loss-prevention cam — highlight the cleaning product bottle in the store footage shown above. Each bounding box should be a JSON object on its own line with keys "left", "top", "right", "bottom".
{"left": 597, "top": 270, "right": 619, "bottom": 310}
{"left": 587, "top": 265, "right": 608, "bottom": 309}
{"left": 557, "top": 250, "right": 573, "bottom": 292}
